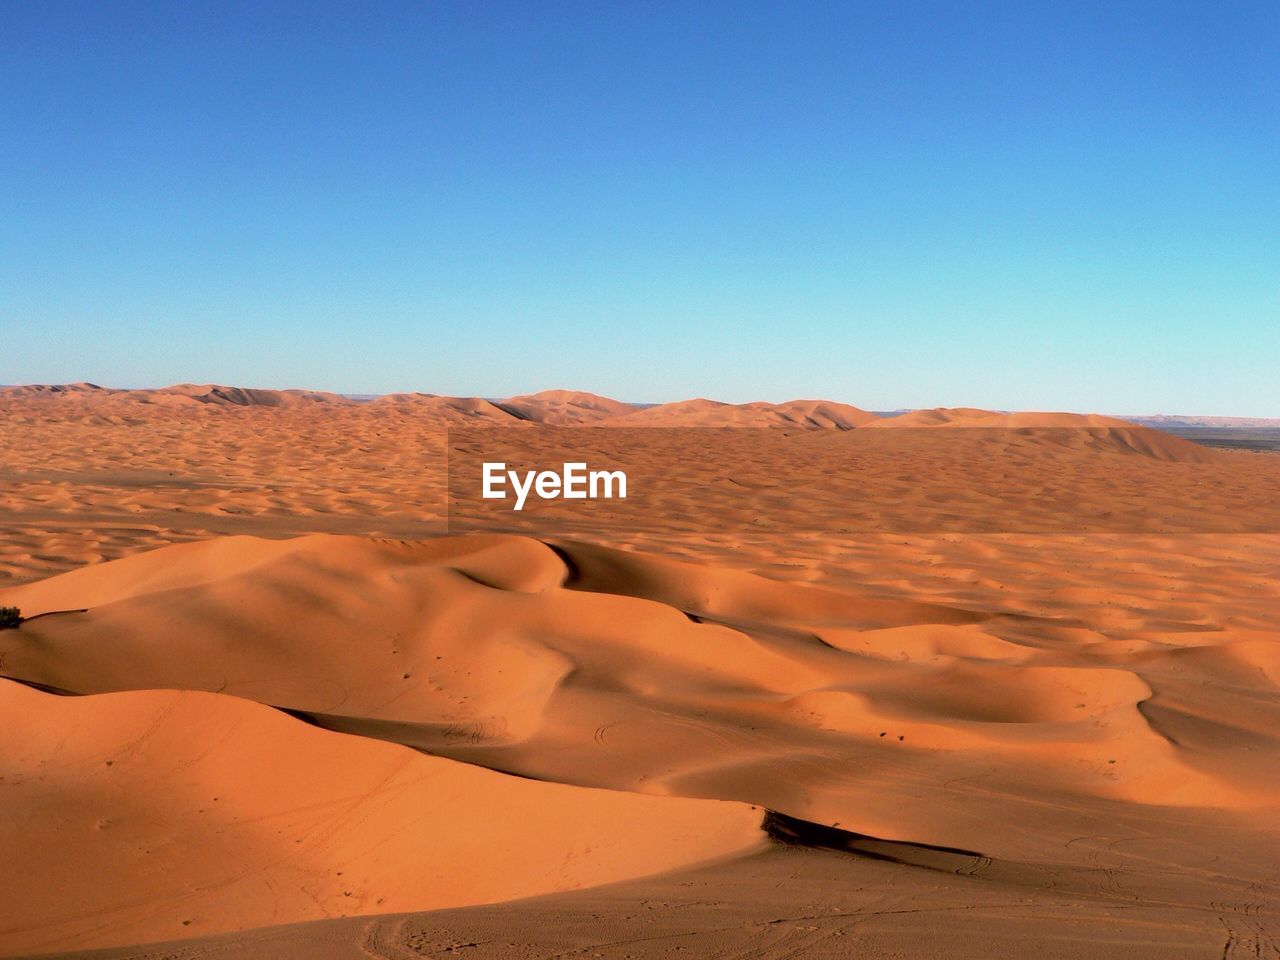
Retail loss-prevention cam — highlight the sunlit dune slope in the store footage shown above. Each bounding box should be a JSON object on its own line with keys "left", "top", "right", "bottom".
{"left": 861, "top": 407, "right": 1224, "bottom": 461}
{"left": 498, "top": 389, "right": 637, "bottom": 424}
{"left": 5, "top": 533, "right": 1277, "bottom": 868}
{"left": 365, "top": 393, "right": 519, "bottom": 423}
{"left": 0, "top": 679, "right": 762, "bottom": 955}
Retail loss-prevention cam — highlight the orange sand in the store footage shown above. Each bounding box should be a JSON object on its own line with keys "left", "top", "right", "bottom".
{"left": 0, "top": 681, "right": 760, "bottom": 955}
{"left": 1, "top": 384, "right": 1278, "bottom": 959}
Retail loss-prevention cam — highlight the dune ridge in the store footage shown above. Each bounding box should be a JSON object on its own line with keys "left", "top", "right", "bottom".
{"left": 1, "top": 382, "right": 1258, "bottom": 445}
{"left": 7, "top": 383, "right": 1264, "bottom": 587}
{"left": 1, "top": 384, "right": 1236, "bottom": 477}
{"left": 1, "top": 383, "right": 886, "bottom": 429}
{"left": 495, "top": 389, "right": 637, "bottom": 424}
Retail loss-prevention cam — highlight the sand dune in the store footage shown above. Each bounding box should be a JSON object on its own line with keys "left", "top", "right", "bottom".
{"left": 497, "top": 389, "right": 637, "bottom": 424}
{"left": 861, "top": 405, "right": 1000, "bottom": 427}
{"left": 52, "top": 842, "right": 1275, "bottom": 960}
{"left": 863, "top": 407, "right": 1222, "bottom": 461}
{"left": 0, "top": 383, "right": 353, "bottom": 413}
{"left": 10, "top": 383, "right": 1266, "bottom": 586}
{"left": 864, "top": 407, "right": 1148, "bottom": 432}
{"left": 2, "top": 386, "right": 1279, "bottom": 958}
{"left": 0, "top": 384, "right": 1259, "bottom": 440}
{"left": 162, "top": 384, "right": 353, "bottom": 407}
{"left": 0, "top": 679, "right": 761, "bottom": 955}
{"left": 611, "top": 397, "right": 877, "bottom": 428}
{"left": 770, "top": 398, "right": 881, "bottom": 428}
{"left": 0, "top": 385, "right": 878, "bottom": 430}
{"left": 0, "top": 386, "right": 1228, "bottom": 465}
{"left": 4, "top": 532, "right": 1277, "bottom": 868}
{"left": 365, "top": 393, "right": 519, "bottom": 423}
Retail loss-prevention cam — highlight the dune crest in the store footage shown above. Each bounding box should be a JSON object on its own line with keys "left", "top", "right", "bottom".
{"left": 497, "top": 389, "right": 637, "bottom": 424}
{"left": 0, "top": 386, "right": 1241, "bottom": 467}
{"left": 366, "top": 393, "right": 520, "bottom": 424}
{"left": 612, "top": 398, "right": 877, "bottom": 428}
{"left": 861, "top": 406, "right": 1225, "bottom": 462}
{"left": 0, "top": 385, "right": 890, "bottom": 430}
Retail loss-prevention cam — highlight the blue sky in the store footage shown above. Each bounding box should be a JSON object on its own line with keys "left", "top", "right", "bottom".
{"left": 2, "top": 1, "right": 1277, "bottom": 413}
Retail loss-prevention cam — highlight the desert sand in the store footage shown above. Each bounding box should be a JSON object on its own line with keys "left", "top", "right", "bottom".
{"left": 2, "top": 384, "right": 1279, "bottom": 959}
{"left": 0, "top": 681, "right": 761, "bottom": 954}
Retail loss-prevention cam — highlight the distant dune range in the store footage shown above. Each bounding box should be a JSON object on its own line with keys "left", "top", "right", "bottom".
{"left": 2, "top": 383, "right": 879, "bottom": 428}
{"left": 2, "top": 383, "right": 1268, "bottom": 583}
{"left": 9, "top": 381, "right": 1275, "bottom": 431}
{"left": 2, "top": 384, "right": 1279, "bottom": 958}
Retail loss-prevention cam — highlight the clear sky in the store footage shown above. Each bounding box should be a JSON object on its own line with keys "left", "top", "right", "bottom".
{"left": 2, "top": 2, "right": 1277, "bottom": 414}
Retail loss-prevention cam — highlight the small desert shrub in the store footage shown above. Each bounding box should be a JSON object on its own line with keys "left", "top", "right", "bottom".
{"left": 0, "top": 606, "right": 20, "bottom": 629}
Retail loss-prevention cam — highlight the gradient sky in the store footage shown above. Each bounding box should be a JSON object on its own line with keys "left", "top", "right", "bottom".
{"left": 2, "top": 2, "right": 1277, "bottom": 414}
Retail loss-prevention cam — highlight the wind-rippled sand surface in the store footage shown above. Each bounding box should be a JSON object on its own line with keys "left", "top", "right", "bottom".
{"left": 2, "top": 385, "right": 1279, "bottom": 959}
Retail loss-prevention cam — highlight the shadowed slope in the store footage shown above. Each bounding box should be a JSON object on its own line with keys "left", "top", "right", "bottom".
{"left": 25, "top": 804, "right": 1279, "bottom": 960}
